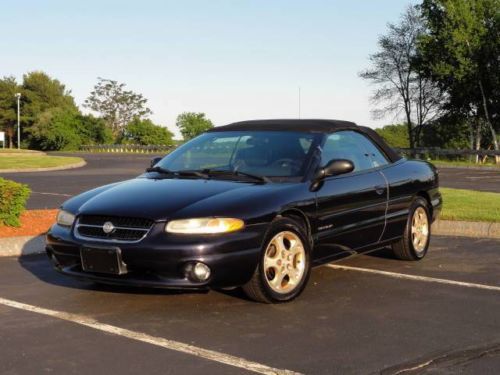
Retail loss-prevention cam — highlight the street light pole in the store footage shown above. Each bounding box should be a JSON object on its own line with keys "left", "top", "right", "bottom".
{"left": 15, "top": 93, "right": 21, "bottom": 149}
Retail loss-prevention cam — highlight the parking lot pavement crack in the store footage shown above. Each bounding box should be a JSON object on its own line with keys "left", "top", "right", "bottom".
{"left": 379, "top": 342, "right": 500, "bottom": 374}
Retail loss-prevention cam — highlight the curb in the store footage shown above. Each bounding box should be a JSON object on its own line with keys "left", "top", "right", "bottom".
{"left": 435, "top": 165, "right": 500, "bottom": 171}
{"left": 0, "top": 235, "right": 45, "bottom": 257}
{"left": 432, "top": 220, "right": 500, "bottom": 239}
{"left": 0, "top": 160, "right": 86, "bottom": 173}
{"left": 0, "top": 220, "right": 498, "bottom": 258}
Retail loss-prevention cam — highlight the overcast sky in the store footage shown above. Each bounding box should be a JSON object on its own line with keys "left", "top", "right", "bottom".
{"left": 1, "top": 0, "right": 413, "bottom": 137}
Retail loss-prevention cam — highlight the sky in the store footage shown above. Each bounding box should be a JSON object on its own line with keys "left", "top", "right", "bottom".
{"left": 1, "top": 0, "right": 414, "bottom": 138}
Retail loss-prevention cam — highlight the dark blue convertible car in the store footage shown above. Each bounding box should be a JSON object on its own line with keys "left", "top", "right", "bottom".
{"left": 46, "top": 119, "right": 442, "bottom": 303}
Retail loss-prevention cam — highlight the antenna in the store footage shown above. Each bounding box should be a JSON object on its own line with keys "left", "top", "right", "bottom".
{"left": 298, "top": 87, "right": 301, "bottom": 119}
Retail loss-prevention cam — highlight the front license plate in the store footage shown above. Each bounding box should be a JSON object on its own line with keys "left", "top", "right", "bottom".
{"left": 80, "top": 247, "right": 128, "bottom": 275}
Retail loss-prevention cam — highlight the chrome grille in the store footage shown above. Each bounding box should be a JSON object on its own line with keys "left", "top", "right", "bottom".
{"left": 75, "top": 215, "right": 154, "bottom": 242}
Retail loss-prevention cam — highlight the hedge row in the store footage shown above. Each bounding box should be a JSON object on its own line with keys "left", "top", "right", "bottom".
{"left": 0, "top": 178, "right": 31, "bottom": 227}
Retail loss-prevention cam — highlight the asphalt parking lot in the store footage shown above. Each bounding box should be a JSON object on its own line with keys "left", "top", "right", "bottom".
{"left": 1, "top": 236, "right": 499, "bottom": 374}
{"left": 1, "top": 153, "right": 499, "bottom": 210}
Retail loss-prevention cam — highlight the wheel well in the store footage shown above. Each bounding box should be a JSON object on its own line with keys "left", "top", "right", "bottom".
{"left": 416, "top": 191, "right": 432, "bottom": 217}
{"left": 277, "top": 209, "right": 313, "bottom": 246}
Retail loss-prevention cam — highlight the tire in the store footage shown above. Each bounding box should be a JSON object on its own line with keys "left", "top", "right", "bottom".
{"left": 242, "top": 217, "right": 311, "bottom": 303}
{"left": 392, "top": 197, "right": 431, "bottom": 261}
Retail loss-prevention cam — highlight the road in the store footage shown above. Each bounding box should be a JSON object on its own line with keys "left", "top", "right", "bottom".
{"left": 1, "top": 153, "right": 499, "bottom": 209}
{"left": 0, "top": 236, "right": 499, "bottom": 374}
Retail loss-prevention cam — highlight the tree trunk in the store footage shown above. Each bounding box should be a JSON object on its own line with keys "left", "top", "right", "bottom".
{"left": 478, "top": 80, "right": 499, "bottom": 163}
{"left": 475, "top": 120, "right": 482, "bottom": 164}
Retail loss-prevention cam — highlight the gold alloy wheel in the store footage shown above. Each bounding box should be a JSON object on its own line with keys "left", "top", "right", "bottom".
{"left": 263, "top": 231, "right": 306, "bottom": 294}
{"left": 411, "top": 206, "right": 429, "bottom": 253}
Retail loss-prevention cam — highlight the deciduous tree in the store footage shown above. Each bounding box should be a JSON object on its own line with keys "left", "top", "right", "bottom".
{"left": 84, "top": 78, "right": 152, "bottom": 136}
{"left": 176, "top": 112, "right": 213, "bottom": 140}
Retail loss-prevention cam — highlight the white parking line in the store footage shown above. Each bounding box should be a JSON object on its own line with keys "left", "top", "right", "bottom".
{"left": 326, "top": 264, "right": 500, "bottom": 292}
{"left": 32, "top": 191, "right": 72, "bottom": 197}
{"left": 0, "top": 297, "right": 301, "bottom": 375}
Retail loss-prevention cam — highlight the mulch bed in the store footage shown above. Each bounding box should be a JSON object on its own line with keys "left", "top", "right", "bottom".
{"left": 0, "top": 209, "right": 57, "bottom": 238}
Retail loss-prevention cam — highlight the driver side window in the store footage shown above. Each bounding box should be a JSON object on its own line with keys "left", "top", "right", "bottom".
{"left": 321, "top": 131, "right": 373, "bottom": 172}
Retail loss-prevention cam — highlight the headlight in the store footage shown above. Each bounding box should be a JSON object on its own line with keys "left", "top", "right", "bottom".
{"left": 56, "top": 210, "right": 75, "bottom": 227}
{"left": 165, "top": 218, "right": 244, "bottom": 234}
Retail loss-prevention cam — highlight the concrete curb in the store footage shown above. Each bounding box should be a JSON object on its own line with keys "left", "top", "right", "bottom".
{"left": 432, "top": 220, "right": 500, "bottom": 239}
{"left": 0, "top": 160, "right": 86, "bottom": 173}
{"left": 435, "top": 164, "right": 500, "bottom": 171}
{"left": 0, "top": 220, "right": 498, "bottom": 258}
{"left": 0, "top": 235, "right": 45, "bottom": 257}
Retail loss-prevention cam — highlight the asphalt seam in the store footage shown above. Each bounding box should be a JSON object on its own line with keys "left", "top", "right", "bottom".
{"left": 326, "top": 264, "right": 500, "bottom": 292}
{"left": 0, "top": 297, "right": 301, "bottom": 375}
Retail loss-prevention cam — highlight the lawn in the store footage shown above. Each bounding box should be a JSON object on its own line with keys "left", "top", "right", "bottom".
{"left": 440, "top": 187, "right": 500, "bottom": 223}
{"left": 0, "top": 155, "right": 84, "bottom": 170}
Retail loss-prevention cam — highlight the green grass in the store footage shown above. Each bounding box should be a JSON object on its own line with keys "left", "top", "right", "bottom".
{"left": 429, "top": 159, "right": 500, "bottom": 168}
{"left": 0, "top": 155, "right": 83, "bottom": 170}
{"left": 440, "top": 188, "right": 500, "bottom": 223}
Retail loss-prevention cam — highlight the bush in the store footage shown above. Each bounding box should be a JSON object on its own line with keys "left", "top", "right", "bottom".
{"left": 375, "top": 124, "right": 410, "bottom": 148}
{"left": 0, "top": 178, "right": 31, "bottom": 227}
{"left": 120, "top": 118, "right": 174, "bottom": 146}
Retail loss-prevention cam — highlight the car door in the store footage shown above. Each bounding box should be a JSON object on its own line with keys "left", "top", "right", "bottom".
{"left": 314, "top": 130, "right": 389, "bottom": 251}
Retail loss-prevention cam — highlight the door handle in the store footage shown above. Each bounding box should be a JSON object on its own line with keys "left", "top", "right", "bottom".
{"left": 374, "top": 185, "right": 385, "bottom": 195}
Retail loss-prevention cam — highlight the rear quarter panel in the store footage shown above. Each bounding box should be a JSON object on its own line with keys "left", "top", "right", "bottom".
{"left": 380, "top": 159, "right": 440, "bottom": 241}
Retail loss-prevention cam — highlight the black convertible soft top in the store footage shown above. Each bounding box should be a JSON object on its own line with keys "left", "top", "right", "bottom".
{"left": 209, "top": 119, "right": 401, "bottom": 162}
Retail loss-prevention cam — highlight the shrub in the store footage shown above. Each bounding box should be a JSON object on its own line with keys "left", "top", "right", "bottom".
{"left": 375, "top": 124, "right": 410, "bottom": 148}
{"left": 0, "top": 178, "right": 31, "bottom": 227}
{"left": 120, "top": 118, "right": 174, "bottom": 146}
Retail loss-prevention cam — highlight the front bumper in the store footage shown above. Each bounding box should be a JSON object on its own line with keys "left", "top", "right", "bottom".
{"left": 46, "top": 222, "right": 268, "bottom": 289}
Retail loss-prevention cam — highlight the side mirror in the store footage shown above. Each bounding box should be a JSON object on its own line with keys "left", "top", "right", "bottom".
{"left": 315, "top": 159, "right": 354, "bottom": 180}
{"left": 150, "top": 156, "right": 163, "bottom": 168}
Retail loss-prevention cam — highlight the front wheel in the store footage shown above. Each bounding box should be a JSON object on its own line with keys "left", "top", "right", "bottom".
{"left": 392, "top": 197, "right": 431, "bottom": 261}
{"left": 242, "top": 217, "right": 311, "bottom": 303}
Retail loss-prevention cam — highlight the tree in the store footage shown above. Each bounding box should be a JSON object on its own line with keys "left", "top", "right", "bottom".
{"left": 360, "top": 6, "right": 443, "bottom": 148}
{"left": 0, "top": 76, "right": 20, "bottom": 148}
{"left": 120, "top": 118, "right": 174, "bottom": 145}
{"left": 419, "top": 0, "right": 500, "bottom": 161}
{"left": 84, "top": 78, "right": 152, "bottom": 136}
{"left": 176, "top": 112, "right": 213, "bottom": 140}
{"left": 26, "top": 108, "right": 82, "bottom": 151}
{"left": 375, "top": 124, "right": 410, "bottom": 148}
{"left": 75, "top": 114, "right": 114, "bottom": 145}
{"left": 21, "top": 71, "right": 78, "bottom": 124}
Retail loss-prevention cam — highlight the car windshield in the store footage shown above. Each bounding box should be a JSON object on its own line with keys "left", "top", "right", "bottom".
{"left": 156, "top": 131, "right": 322, "bottom": 181}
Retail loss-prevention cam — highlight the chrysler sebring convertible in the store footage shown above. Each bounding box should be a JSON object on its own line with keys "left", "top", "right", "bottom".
{"left": 46, "top": 119, "right": 442, "bottom": 303}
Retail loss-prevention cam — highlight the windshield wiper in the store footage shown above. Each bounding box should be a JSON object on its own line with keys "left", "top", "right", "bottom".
{"left": 202, "top": 169, "right": 270, "bottom": 183}
{"left": 146, "top": 166, "right": 173, "bottom": 174}
{"left": 147, "top": 167, "right": 209, "bottom": 179}
{"left": 176, "top": 170, "right": 209, "bottom": 179}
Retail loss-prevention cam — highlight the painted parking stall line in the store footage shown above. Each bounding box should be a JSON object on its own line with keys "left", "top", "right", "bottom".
{"left": 0, "top": 297, "right": 301, "bottom": 375}
{"left": 326, "top": 264, "right": 500, "bottom": 292}
{"left": 32, "top": 191, "right": 72, "bottom": 197}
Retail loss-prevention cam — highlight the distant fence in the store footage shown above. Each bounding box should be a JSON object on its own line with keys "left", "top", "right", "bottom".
{"left": 396, "top": 147, "right": 500, "bottom": 159}
{"left": 80, "top": 144, "right": 175, "bottom": 153}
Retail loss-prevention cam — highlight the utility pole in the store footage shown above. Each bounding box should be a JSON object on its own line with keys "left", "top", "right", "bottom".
{"left": 15, "top": 93, "right": 21, "bottom": 149}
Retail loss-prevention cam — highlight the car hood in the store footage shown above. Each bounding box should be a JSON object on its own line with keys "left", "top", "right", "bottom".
{"left": 76, "top": 177, "right": 285, "bottom": 221}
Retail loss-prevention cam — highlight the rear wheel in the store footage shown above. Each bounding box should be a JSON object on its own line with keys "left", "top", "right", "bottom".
{"left": 392, "top": 197, "right": 431, "bottom": 261}
{"left": 242, "top": 217, "right": 311, "bottom": 303}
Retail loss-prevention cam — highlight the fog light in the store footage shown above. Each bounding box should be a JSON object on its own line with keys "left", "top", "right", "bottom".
{"left": 185, "top": 262, "right": 211, "bottom": 282}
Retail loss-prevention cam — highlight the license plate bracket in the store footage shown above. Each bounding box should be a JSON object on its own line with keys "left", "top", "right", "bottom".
{"left": 80, "top": 246, "right": 128, "bottom": 275}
